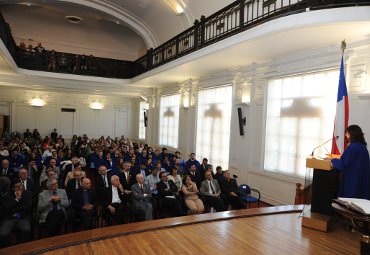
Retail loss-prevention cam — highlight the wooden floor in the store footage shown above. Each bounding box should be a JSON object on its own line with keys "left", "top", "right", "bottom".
{"left": 0, "top": 205, "right": 360, "bottom": 255}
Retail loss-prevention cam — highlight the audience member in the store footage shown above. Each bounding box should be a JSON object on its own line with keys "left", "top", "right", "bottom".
{"left": 185, "top": 153, "right": 200, "bottom": 174}
{"left": 95, "top": 165, "right": 112, "bottom": 195}
{"left": 51, "top": 129, "right": 58, "bottom": 142}
{"left": 40, "top": 159, "right": 60, "bottom": 184}
{"left": 47, "top": 50, "right": 57, "bottom": 71}
{"left": 168, "top": 166, "right": 182, "bottom": 191}
{"left": 221, "top": 170, "right": 246, "bottom": 210}
{"left": 64, "top": 166, "right": 86, "bottom": 187}
{"left": 188, "top": 164, "right": 202, "bottom": 189}
{"left": 71, "top": 178, "right": 99, "bottom": 230}
{"left": 1, "top": 159, "right": 14, "bottom": 180}
{"left": 131, "top": 174, "right": 153, "bottom": 220}
{"left": 214, "top": 166, "right": 224, "bottom": 185}
{"left": 181, "top": 174, "right": 204, "bottom": 215}
{"left": 173, "top": 157, "right": 184, "bottom": 176}
{"left": 146, "top": 167, "right": 160, "bottom": 191}
{"left": 200, "top": 170, "right": 225, "bottom": 212}
{"left": 103, "top": 175, "right": 130, "bottom": 225}
{"left": 0, "top": 175, "right": 10, "bottom": 200}
{"left": 0, "top": 180, "right": 32, "bottom": 248}
{"left": 40, "top": 168, "right": 57, "bottom": 190}
{"left": 65, "top": 168, "right": 83, "bottom": 199}
{"left": 157, "top": 172, "right": 184, "bottom": 217}
{"left": 38, "top": 178, "right": 69, "bottom": 236}
{"left": 17, "top": 168, "right": 36, "bottom": 197}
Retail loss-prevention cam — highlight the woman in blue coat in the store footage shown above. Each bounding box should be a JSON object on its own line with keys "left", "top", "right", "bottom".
{"left": 332, "top": 125, "right": 370, "bottom": 199}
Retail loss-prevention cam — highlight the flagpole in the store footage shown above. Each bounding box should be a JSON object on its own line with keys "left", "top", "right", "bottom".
{"left": 331, "top": 39, "right": 349, "bottom": 155}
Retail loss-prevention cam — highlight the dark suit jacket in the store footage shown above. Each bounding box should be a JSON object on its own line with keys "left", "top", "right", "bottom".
{"left": 199, "top": 164, "right": 211, "bottom": 176}
{"left": 221, "top": 178, "right": 240, "bottom": 196}
{"left": 1, "top": 167, "right": 15, "bottom": 181}
{"left": 18, "top": 179, "right": 36, "bottom": 198}
{"left": 157, "top": 180, "right": 178, "bottom": 198}
{"left": 118, "top": 171, "right": 133, "bottom": 190}
{"left": 102, "top": 186, "right": 128, "bottom": 209}
{"left": 65, "top": 179, "right": 82, "bottom": 199}
{"left": 2, "top": 190, "right": 33, "bottom": 221}
{"left": 95, "top": 173, "right": 112, "bottom": 194}
{"left": 71, "top": 188, "right": 99, "bottom": 212}
{"left": 189, "top": 171, "right": 202, "bottom": 189}
{"left": 131, "top": 183, "right": 152, "bottom": 211}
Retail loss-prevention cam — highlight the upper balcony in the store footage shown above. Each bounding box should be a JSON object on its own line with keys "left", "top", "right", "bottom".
{"left": 0, "top": 0, "right": 369, "bottom": 80}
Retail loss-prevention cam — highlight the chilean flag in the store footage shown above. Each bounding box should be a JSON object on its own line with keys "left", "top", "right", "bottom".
{"left": 331, "top": 56, "right": 349, "bottom": 155}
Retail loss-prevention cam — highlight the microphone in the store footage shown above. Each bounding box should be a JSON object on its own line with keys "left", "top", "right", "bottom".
{"left": 311, "top": 136, "right": 339, "bottom": 156}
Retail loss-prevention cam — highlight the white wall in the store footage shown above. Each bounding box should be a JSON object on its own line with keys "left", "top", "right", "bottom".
{"left": 0, "top": 87, "right": 135, "bottom": 139}
{"left": 144, "top": 39, "right": 370, "bottom": 205}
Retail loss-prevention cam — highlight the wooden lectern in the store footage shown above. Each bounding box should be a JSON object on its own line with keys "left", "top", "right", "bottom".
{"left": 302, "top": 155, "right": 340, "bottom": 232}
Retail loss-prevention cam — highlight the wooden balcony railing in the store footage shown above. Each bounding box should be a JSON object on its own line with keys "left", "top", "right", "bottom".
{"left": 1, "top": 0, "right": 369, "bottom": 79}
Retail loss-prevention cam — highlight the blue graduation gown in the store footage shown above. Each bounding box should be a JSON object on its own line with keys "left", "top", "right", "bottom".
{"left": 332, "top": 142, "right": 370, "bottom": 199}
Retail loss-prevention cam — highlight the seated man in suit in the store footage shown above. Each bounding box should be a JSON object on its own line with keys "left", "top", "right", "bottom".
{"left": 1, "top": 159, "right": 15, "bottom": 181}
{"left": 40, "top": 158, "right": 60, "bottom": 184}
{"left": 188, "top": 164, "right": 202, "bottom": 189}
{"left": 0, "top": 180, "right": 32, "bottom": 248}
{"left": 157, "top": 172, "right": 184, "bottom": 217}
{"left": 17, "top": 167, "right": 36, "bottom": 196}
{"left": 0, "top": 175, "right": 10, "bottom": 201}
{"left": 65, "top": 168, "right": 84, "bottom": 199}
{"left": 146, "top": 167, "right": 160, "bottom": 192}
{"left": 71, "top": 178, "right": 99, "bottom": 230}
{"left": 131, "top": 174, "right": 153, "bottom": 221}
{"left": 103, "top": 175, "right": 131, "bottom": 225}
{"left": 118, "top": 161, "right": 134, "bottom": 190}
{"left": 220, "top": 170, "right": 246, "bottom": 210}
{"left": 38, "top": 178, "right": 69, "bottom": 236}
{"left": 64, "top": 166, "right": 86, "bottom": 187}
{"left": 96, "top": 165, "right": 112, "bottom": 196}
{"left": 214, "top": 166, "right": 224, "bottom": 185}
{"left": 200, "top": 170, "right": 225, "bottom": 212}
{"left": 40, "top": 168, "right": 59, "bottom": 191}
{"left": 27, "top": 158, "right": 40, "bottom": 184}
{"left": 199, "top": 158, "right": 211, "bottom": 182}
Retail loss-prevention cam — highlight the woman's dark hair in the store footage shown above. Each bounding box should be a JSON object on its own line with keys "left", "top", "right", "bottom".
{"left": 182, "top": 174, "right": 190, "bottom": 186}
{"left": 346, "top": 125, "right": 367, "bottom": 145}
{"left": 169, "top": 166, "right": 176, "bottom": 175}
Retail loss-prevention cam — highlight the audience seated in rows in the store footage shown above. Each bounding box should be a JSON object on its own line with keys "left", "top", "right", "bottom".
{"left": 0, "top": 129, "right": 251, "bottom": 248}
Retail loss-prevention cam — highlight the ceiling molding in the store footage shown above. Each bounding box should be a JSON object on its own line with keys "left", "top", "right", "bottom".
{"left": 54, "top": 0, "right": 159, "bottom": 48}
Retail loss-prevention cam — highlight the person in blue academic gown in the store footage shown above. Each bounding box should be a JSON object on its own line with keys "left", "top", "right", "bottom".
{"left": 331, "top": 125, "right": 370, "bottom": 199}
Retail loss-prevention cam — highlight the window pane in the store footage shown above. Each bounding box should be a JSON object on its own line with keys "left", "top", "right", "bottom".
{"left": 264, "top": 70, "right": 339, "bottom": 177}
{"left": 196, "top": 86, "right": 232, "bottom": 169}
{"left": 159, "top": 94, "right": 180, "bottom": 148}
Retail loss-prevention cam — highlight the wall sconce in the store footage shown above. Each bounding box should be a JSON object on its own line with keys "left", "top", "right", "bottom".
{"left": 90, "top": 101, "right": 104, "bottom": 110}
{"left": 241, "top": 82, "right": 251, "bottom": 104}
{"left": 29, "top": 97, "right": 45, "bottom": 107}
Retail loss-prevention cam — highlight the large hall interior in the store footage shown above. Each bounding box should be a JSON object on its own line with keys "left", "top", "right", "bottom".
{"left": 0, "top": 0, "right": 370, "bottom": 254}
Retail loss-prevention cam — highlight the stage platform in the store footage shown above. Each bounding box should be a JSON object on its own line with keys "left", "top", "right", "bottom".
{"left": 0, "top": 205, "right": 359, "bottom": 255}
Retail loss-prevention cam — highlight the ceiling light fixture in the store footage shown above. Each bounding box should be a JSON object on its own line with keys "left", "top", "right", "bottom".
{"left": 164, "top": 0, "right": 185, "bottom": 15}
{"left": 90, "top": 101, "right": 104, "bottom": 110}
{"left": 29, "top": 97, "right": 45, "bottom": 107}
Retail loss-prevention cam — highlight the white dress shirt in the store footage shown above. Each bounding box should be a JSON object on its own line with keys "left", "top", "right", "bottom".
{"left": 111, "top": 186, "right": 121, "bottom": 204}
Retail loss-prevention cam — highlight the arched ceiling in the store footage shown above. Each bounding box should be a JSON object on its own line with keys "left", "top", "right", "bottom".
{"left": 0, "top": 0, "right": 235, "bottom": 60}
